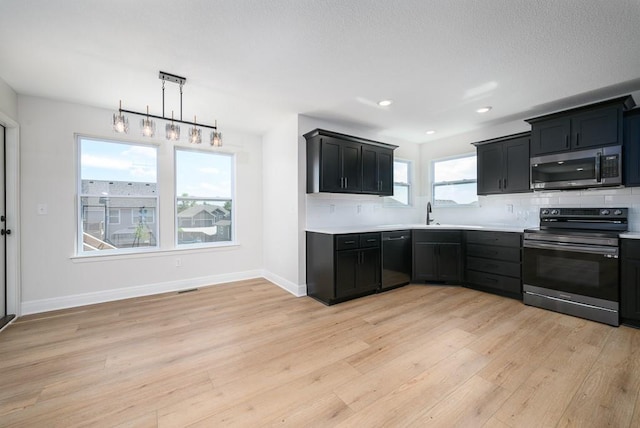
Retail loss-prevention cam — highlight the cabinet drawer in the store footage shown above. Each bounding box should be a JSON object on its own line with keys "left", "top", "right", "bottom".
{"left": 467, "top": 270, "right": 521, "bottom": 294}
{"left": 413, "top": 230, "right": 461, "bottom": 243}
{"left": 467, "top": 257, "right": 521, "bottom": 278}
{"left": 336, "top": 234, "right": 360, "bottom": 250}
{"left": 466, "top": 243, "right": 521, "bottom": 262}
{"left": 466, "top": 231, "right": 521, "bottom": 247}
{"left": 360, "top": 233, "right": 381, "bottom": 248}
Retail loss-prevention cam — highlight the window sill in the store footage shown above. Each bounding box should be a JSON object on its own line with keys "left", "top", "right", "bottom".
{"left": 71, "top": 241, "right": 240, "bottom": 263}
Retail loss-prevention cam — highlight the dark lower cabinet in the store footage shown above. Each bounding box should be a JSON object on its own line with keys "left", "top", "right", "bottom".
{"left": 464, "top": 230, "right": 522, "bottom": 299}
{"left": 306, "top": 231, "right": 380, "bottom": 305}
{"left": 412, "top": 230, "right": 462, "bottom": 283}
{"left": 621, "top": 239, "right": 640, "bottom": 327}
{"left": 335, "top": 248, "right": 380, "bottom": 299}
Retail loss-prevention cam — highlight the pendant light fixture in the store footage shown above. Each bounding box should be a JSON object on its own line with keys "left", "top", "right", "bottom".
{"left": 141, "top": 105, "right": 155, "bottom": 137}
{"left": 112, "top": 71, "right": 221, "bottom": 145}
{"left": 210, "top": 120, "right": 222, "bottom": 147}
{"left": 112, "top": 100, "right": 129, "bottom": 133}
{"left": 189, "top": 116, "right": 202, "bottom": 144}
{"left": 165, "top": 111, "right": 180, "bottom": 141}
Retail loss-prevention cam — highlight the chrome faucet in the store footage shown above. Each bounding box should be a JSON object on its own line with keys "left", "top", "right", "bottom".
{"left": 426, "top": 201, "right": 433, "bottom": 225}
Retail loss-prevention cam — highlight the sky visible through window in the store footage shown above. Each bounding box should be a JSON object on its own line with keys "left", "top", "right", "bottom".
{"left": 81, "top": 139, "right": 157, "bottom": 183}
{"left": 176, "top": 149, "right": 232, "bottom": 198}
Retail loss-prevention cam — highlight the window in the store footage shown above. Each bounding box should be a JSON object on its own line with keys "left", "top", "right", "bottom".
{"left": 175, "top": 149, "right": 234, "bottom": 246}
{"left": 108, "top": 208, "right": 121, "bottom": 224}
{"left": 78, "top": 137, "right": 158, "bottom": 253}
{"left": 432, "top": 153, "right": 478, "bottom": 206}
{"left": 388, "top": 159, "right": 411, "bottom": 205}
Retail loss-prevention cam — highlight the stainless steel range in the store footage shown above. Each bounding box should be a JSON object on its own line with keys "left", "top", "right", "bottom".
{"left": 523, "top": 207, "right": 628, "bottom": 326}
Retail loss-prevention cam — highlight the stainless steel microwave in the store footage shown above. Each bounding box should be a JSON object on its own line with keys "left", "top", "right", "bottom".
{"left": 530, "top": 145, "right": 622, "bottom": 190}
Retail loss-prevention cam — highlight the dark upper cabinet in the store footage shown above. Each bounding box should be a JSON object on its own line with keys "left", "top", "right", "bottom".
{"left": 624, "top": 109, "right": 640, "bottom": 186}
{"left": 305, "top": 129, "right": 397, "bottom": 196}
{"left": 475, "top": 132, "right": 531, "bottom": 195}
{"left": 362, "top": 145, "right": 394, "bottom": 195}
{"left": 318, "top": 136, "right": 361, "bottom": 192}
{"left": 527, "top": 96, "right": 634, "bottom": 157}
{"left": 530, "top": 116, "right": 571, "bottom": 155}
{"left": 621, "top": 239, "right": 640, "bottom": 326}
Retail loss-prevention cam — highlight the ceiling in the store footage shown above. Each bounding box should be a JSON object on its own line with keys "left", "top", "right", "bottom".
{"left": 1, "top": 0, "right": 640, "bottom": 143}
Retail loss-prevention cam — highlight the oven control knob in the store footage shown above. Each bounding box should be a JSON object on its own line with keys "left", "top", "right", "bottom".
{"left": 601, "top": 209, "right": 610, "bottom": 216}
{"left": 550, "top": 209, "right": 559, "bottom": 215}
{"left": 542, "top": 209, "right": 549, "bottom": 215}
{"left": 614, "top": 209, "right": 623, "bottom": 215}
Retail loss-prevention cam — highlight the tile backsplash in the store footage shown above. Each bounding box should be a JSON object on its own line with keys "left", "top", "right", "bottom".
{"left": 306, "top": 187, "right": 640, "bottom": 232}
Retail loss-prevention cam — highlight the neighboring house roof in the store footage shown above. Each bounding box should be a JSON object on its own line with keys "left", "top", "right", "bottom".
{"left": 82, "top": 180, "right": 157, "bottom": 196}
{"left": 214, "top": 219, "right": 231, "bottom": 226}
{"left": 177, "top": 205, "right": 229, "bottom": 218}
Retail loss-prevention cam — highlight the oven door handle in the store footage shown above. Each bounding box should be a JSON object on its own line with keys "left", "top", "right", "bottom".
{"left": 524, "top": 240, "right": 619, "bottom": 257}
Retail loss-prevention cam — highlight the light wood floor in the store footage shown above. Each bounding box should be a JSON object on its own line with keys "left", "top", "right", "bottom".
{"left": 1, "top": 279, "right": 640, "bottom": 427}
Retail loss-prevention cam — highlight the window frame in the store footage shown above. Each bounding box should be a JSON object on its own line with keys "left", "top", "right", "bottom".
{"left": 386, "top": 158, "right": 412, "bottom": 207}
{"left": 174, "top": 147, "right": 236, "bottom": 248}
{"left": 76, "top": 135, "right": 160, "bottom": 255}
{"left": 431, "top": 152, "right": 478, "bottom": 207}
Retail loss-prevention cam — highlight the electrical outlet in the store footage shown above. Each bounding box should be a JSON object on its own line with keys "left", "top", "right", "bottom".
{"left": 506, "top": 204, "right": 513, "bottom": 213}
{"left": 357, "top": 205, "right": 362, "bottom": 214}
{"left": 175, "top": 258, "right": 181, "bottom": 267}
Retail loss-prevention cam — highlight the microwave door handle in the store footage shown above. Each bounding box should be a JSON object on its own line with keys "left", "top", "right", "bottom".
{"left": 595, "top": 152, "right": 602, "bottom": 182}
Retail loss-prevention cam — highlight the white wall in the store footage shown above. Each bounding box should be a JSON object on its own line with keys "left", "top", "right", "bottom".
{"left": 19, "top": 95, "right": 264, "bottom": 314}
{"left": 261, "top": 114, "right": 305, "bottom": 294}
{"left": 299, "top": 115, "right": 423, "bottom": 229}
{"left": 0, "top": 76, "right": 18, "bottom": 121}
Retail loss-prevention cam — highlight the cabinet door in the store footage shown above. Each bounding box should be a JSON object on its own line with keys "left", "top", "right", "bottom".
{"left": 357, "top": 248, "right": 380, "bottom": 292}
{"left": 477, "top": 143, "right": 504, "bottom": 195}
{"left": 437, "top": 243, "right": 462, "bottom": 282}
{"left": 503, "top": 136, "right": 531, "bottom": 193}
{"left": 621, "top": 257, "right": 640, "bottom": 321}
{"left": 531, "top": 117, "right": 571, "bottom": 156}
{"left": 413, "top": 242, "right": 438, "bottom": 281}
{"left": 362, "top": 146, "right": 394, "bottom": 195}
{"left": 342, "top": 141, "right": 362, "bottom": 192}
{"left": 624, "top": 111, "right": 640, "bottom": 186}
{"left": 361, "top": 146, "right": 380, "bottom": 193}
{"left": 377, "top": 148, "right": 394, "bottom": 196}
{"left": 335, "top": 250, "right": 359, "bottom": 298}
{"left": 571, "top": 106, "right": 620, "bottom": 150}
{"left": 319, "top": 137, "right": 344, "bottom": 192}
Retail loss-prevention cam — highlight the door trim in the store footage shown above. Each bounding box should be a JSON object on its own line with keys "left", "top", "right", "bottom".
{"left": 0, "top": 111, "right": 20, "bottom": 319}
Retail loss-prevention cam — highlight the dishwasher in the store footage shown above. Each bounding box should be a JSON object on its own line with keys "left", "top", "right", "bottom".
{"left": 381, "top": 230, "right": 412, "bottom": 290}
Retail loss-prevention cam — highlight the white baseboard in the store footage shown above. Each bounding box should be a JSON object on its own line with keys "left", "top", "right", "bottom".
{"left": 21, "top": 270, "right": 265, "bottom": 315}
{"left": 262, "top": 270, "right": 307, "bottom": 297}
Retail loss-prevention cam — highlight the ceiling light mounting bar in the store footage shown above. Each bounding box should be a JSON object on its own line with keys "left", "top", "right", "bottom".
{"left": 118, "top": 108, "right": 218, "bottom": 130}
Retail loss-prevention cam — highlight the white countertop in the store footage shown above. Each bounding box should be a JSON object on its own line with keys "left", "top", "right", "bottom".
{"left": 306, "top": 223, "right": 526, "bottom": 235}
{"left": 621, "top": 232, "right": 640, "bottom": 239}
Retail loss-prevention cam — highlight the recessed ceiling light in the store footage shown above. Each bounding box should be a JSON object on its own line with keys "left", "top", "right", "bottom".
{"left": 378, "top": 100, "right": 393, "bottom": 107}
{"left": 426, "top": 130, "right": 436, "bottom": 135}
{"left": 476, "top": 106, "right": 492, "bottom": 113}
